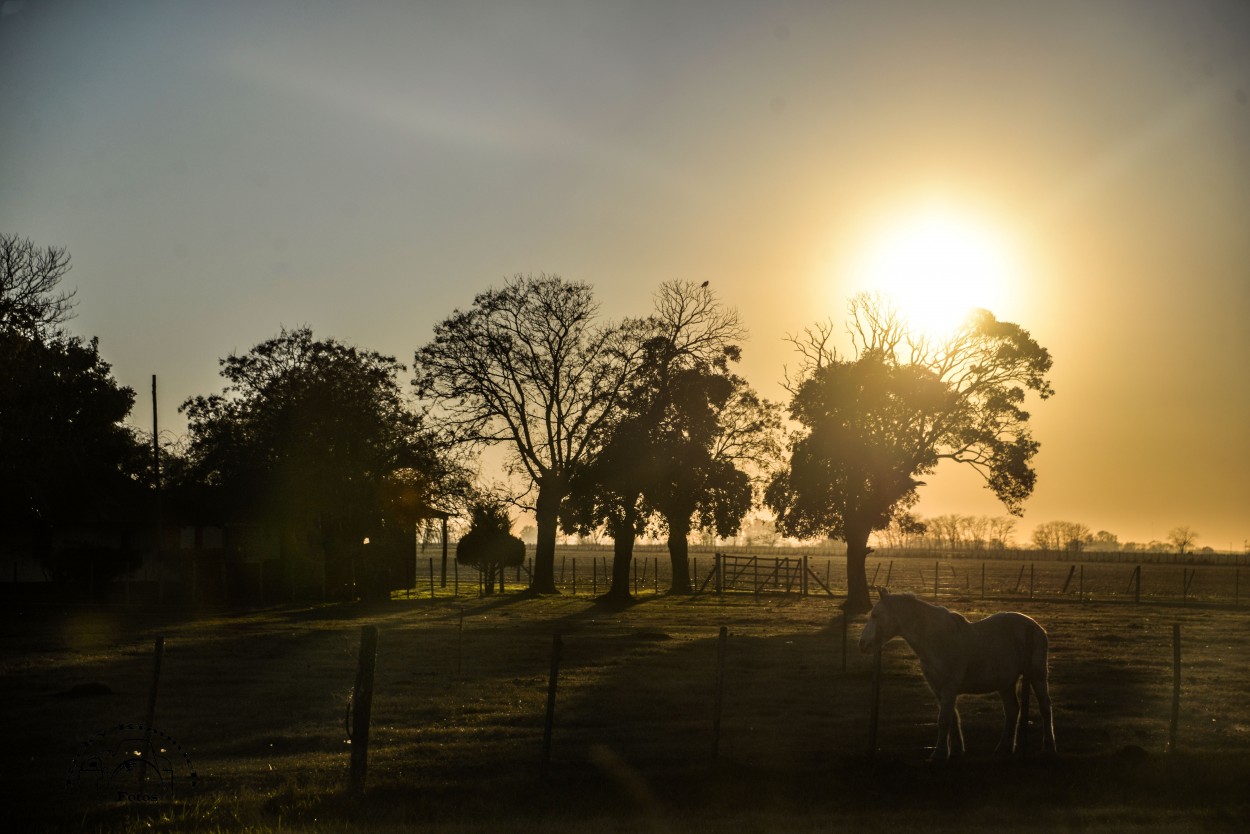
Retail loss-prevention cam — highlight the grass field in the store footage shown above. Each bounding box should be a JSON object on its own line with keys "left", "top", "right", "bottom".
{"left": 4, "top": 558, "right": 1249, "bottom": 833}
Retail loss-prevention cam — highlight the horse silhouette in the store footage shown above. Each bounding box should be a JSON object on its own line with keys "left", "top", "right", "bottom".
{"left": 860, "top": 589, "right": 1056, "bottom": 759}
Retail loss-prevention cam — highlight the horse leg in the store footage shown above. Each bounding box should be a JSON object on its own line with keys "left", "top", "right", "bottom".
{"left": 949, "top": 703, "right": 966, "bottom": 757}
{"left": 996, "top": 685, "right": 1019, "bottom": 755}
{"left": 931, "top": 694, "right": 957, "bottom": 761}
{"left": 1032, "top": 677, "right": 1057, "bottom": 755}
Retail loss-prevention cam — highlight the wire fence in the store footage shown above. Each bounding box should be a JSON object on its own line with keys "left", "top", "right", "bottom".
{"left": 425, "top": 548, "right": 1248, "bottom": 608}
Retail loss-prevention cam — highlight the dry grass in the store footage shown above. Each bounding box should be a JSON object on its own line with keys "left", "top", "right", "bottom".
{"left": 4, "top": 573, "right": 1249, "bottom": 833}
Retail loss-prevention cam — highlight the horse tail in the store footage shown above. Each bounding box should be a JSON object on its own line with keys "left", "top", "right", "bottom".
{"left": 1018, "top": 617, "right": 1048, "bottom": 680}
{"left": 1026, "top": 619, "right": 1050, "bottom": 686}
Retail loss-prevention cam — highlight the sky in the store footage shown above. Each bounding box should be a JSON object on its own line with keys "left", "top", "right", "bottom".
{"left": 2, "top": 0, "right": 1248, "bottom": 550}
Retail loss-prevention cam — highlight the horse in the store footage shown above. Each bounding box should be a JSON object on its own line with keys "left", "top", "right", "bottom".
{"left": 859, "top": 588, "right": 1056, "bottom": 760}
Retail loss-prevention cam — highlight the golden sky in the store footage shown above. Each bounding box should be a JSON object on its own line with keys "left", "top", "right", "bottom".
{"left": 1, "top": 1, "right": 1247, "bottom": 548}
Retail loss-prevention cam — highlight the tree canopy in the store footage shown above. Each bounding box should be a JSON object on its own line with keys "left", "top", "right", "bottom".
{"left": 180, "top": 326, "right": 461, "bottom": 599}
{"left": 1, "top": 236, "right": 141, "bottom": 536}
{"left": 767, "top": 295, "right": 1053, "bottom": 612}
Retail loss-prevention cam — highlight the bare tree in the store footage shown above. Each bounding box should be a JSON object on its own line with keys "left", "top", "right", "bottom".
{"left": 413, "top": 274, "right": 648, "bottom": 594}
{"left": 1, "top": 234, "right": 77, "bottom": 338}
{"left": 1032, "top": 520, "right": 1090, "bottom": 552}
{"left": 1167, "top": 525, "right": 1199, "bottom": 555}
{"left": 987, "top": 516, "right": 1017, "bottom": 549}
{"left": 963, "top": 515, "right": 990, "bottom": 550}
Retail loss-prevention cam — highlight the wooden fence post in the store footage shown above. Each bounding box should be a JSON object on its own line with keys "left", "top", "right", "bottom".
{"left": 542, "top": 632, "right": 562, "bottom": 779}
{"left": 137, "top": 637, "right": 165, "bottom": 794}
{"left": 349, "top": 625, "right": 378, "bottom": 794}
{"left": 1061, "top": 565, "right": 1076, "bottom": 595}
{"left": 934, "top": 561, "right": 940, "bottom": 599}
{"left": 712, "top": 626, "right": 727, "bottom": 759}
{"left": 429, "top": 558, "right": 436, "bottom": 600}
{"left": 1169, "top": 624, "right": 1181, "bottom": 753}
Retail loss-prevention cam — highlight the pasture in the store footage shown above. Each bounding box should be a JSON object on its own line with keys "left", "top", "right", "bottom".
{"left": 4, "top": 553, "right": 1249, "bottom": 833}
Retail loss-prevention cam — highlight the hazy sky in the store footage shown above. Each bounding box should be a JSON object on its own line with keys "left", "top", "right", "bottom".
{"left": 3, "top": 1, "right": 1248, "bottom": 549}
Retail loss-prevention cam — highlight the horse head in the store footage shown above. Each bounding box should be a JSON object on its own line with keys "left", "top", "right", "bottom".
{"left": 858, "top": 588, "right": 898, "bottom": 653}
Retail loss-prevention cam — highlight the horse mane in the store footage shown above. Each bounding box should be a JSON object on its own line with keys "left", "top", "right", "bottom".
{"left": 884, "top": 591, "right": 971, "bottom": 627}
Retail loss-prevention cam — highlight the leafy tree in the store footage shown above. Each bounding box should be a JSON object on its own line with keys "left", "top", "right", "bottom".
{"left": 180, "top": 327, "right": 459, "bottom": 600}
{"left": 1, "top": 237, "right": 143, "bottom": 582}
{"left": 413, "top": 274, "right": 648, "bottom": 594}
{"left": 561, "top": 407, "right": 654, "bottom": 602}
{"left": 456, "top": 496, "right": 525, "bottom": 595}
{"left": 560, "top": 281, "right": 778, "bottom": 599}
{"left": 1, "top": 334, "right": 143, "bottom": 535}
{"left": 645, "top": 371, "right": 771, "bottom": 593}
{"left": 767, "top": 295, "right": 1053, "bottom": 613}
{"left": 637, "top": 282, "right": 779, "bottom": 594}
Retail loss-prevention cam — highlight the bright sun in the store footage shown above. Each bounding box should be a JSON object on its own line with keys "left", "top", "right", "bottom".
{"left": 848, "top": 205, "right": 1019, "bottom": 338}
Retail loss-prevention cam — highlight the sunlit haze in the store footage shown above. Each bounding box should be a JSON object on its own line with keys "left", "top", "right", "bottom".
{"left": 845, "top": 204, "right": 1020, "bottom": 338}
{"left": 2, "top": 1, "right": 1247, "bottom": 550}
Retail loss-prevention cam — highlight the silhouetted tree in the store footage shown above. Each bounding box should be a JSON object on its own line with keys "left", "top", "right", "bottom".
{"left": 767, "top": 295, "right": 1053, "bottom": 613}
{"left": 1167, "top": 525, "right": 1199, "bottom": 555}
{"left": 456, "top": 496, "right": 526, "bottom": 595}
{"left": 413, "top": 274, "right": 648, "bottom": 595}
{"left": 1, "top": 233, "right": 76, "bottom": 338}
{"left": 1031, "top": 520, "right": 1091, "bottom": 552}
{"left": 560, "top": 281, "right": 778, "bottom": 599}
{"left": 1090, "top": 532, "right": 1120, "bottom": 550}
{"left": 645, "top": 371, "right": 767, "bottom": 593}
{"left": 561, "top": 408, "right": 654, "bottom": 603}
{"left": 639, "top": 282, "right": 779, "bottom": 593}
{"left": 1, "top": 237, "right": 143, "bottom": 581}
{"left": 180, "top": 327, "right": 460, "bottom": 600}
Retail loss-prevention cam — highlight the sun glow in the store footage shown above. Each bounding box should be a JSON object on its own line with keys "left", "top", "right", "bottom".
{"left": 848, "top": 205, "right": 1020, "bottom": 337}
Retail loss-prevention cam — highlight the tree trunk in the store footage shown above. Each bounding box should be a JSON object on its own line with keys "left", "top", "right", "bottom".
{"left": 530, "top": 479, "right": 563, "bottom": 594}
{"left": 844, "top": 522, "right": 873, "bottom": 614}
{"left": 605, "top": 533, "right": 635, "bottom": 603}
{"left": 667, "top": 518, "right": 692, "bottom": 594}
{"left": 602, "top": 505, "right": 638, "bottom": 603}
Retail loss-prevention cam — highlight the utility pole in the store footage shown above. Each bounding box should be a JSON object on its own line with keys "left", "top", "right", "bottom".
{"left": 153, "top": 375, "right": 164, "bottom": 605}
